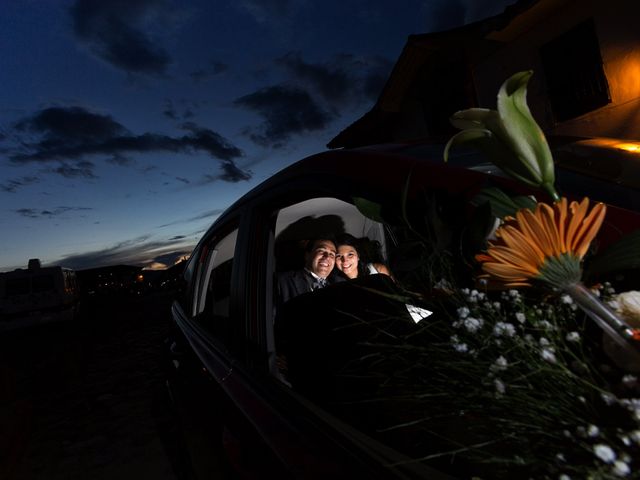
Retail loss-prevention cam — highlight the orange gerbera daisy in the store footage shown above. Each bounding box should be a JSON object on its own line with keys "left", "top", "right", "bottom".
{"left": 476, "top": 198, "right": 606, "bottom": 288}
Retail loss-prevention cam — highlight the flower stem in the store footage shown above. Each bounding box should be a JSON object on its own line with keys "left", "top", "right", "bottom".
{"left": 565, "top": 282, "right": 640, "bottom": 356}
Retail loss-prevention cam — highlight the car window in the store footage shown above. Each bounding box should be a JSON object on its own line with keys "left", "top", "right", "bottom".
{"left": 194, "top": 228, "right": 238, "bottom": 342}
{"left": 274, "top": 197, "right": 387, "bottom": 272}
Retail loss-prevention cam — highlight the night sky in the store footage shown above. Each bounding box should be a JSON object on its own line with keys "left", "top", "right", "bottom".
{"left": 0, "top": 0, "right": 513, "bottom": 272}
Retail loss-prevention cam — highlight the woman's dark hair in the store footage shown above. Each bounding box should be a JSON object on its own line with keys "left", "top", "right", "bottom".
{"left": 335, "top": 233, "right": 368, "bottom": 278}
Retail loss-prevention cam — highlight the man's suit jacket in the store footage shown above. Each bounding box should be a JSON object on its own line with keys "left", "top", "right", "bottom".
{"left": 276, "top": 269, "right": 346, "bottom": 308}
{"left": 276, "top": 269, "right": 315, "bottom": 307}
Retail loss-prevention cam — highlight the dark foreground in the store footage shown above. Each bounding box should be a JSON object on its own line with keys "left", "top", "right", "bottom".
{"left": 0, "top": 293, "right": 229, "bottom": 480}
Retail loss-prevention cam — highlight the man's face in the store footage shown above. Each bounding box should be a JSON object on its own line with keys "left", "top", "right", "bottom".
{"left": 304, "top": 239, "right": 336, "bottom": 278}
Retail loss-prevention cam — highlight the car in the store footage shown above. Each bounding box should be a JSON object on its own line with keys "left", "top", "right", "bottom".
{"left": 165, "top": 140, "right": 640, "bottom": 479}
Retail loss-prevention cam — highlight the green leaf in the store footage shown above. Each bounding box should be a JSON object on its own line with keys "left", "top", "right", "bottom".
{"left": 497, "top": 71, "right": 556, "bottom": 195}
{"left": 471, "top": 187, "right": 536, "bottom": 219}
{"left": 443, "top": 128, "right": 493, "bottom": 162}
{"left": 353, "top": 197, "right": 385, "bottom": 223}
{"left": 449, "top": 108, "right": 496, "bottom": 130}
{"left": 587, "top": 229, "right": 640, "bottom": 276}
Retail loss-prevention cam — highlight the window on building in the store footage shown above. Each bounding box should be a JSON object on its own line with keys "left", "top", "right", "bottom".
{"left": 540, "top": 18, "right": 610, "bottom": 122}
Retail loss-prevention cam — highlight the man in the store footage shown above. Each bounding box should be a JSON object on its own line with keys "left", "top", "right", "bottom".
{"left": 276, "top": 237, "right": 341, "bottom": 306}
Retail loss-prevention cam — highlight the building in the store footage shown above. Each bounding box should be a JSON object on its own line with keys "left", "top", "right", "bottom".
{"left": 329, "top": 0, "right": 640, "bottom": 148}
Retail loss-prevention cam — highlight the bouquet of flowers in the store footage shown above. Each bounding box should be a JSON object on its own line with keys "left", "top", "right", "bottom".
{"left": 339, "top": 71, "right": 640, "bottom": 479}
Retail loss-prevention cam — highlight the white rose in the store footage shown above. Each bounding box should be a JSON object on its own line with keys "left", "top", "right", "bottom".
{"left": 613, "top": 291, "right": 640, "bottom": 325}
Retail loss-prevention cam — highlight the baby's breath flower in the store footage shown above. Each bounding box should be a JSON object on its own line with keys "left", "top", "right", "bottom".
{"left": 601, "top": 393, "right": 617, "bottom": 406}
{"left": 457, "top": 306, "right": 470, "bottom": 319}
{"left": 587, "top": 424, "right": 600, "bottom": 437}
{"left": 494, "top": 322, "right": 516, "bottom": 337}
{"left": 464, "top": 316, "right": 483, "bottom": 333}
{"left": 612, "top": 460, "right": 630, "bottom": 477}
{"left": 622, "top": 375, "right": 637, "bottom": 387}
{"left": 555, "top": 453, "right": 566, "bottom": 462}
{"left": 541, "top": 348, "right": 557, "bottom": 363}
{"left": 593, "top": 444, "right": 616, "bottom": 464}
{"left": 491, "top": 356, "right": 508, "bottom": 373}
{"left": 566, "top": 331, "right": 580, "bottom": 342}
{"left": 539, "top": 337, "right": 551, "bottom": 347}
{"left": 539, "top": 320, "right": 554, "bottom": 330}
{"left": 515, "top": 312, "right": 526, "bottom": 323}
{"left": 620, "top": 435, "right": 631, "bottom": 446}
{"left": 509, "top": 289, "right": 520, "bottom": 299}
{"left": 494, "top": 378, "right": 506, "bottom": 395}
{"left": 630, "top": 430, "right": 640, "bottom": 445}
{"left": 450, "top": 334, "right": 468, "bottom": 353}
{"left": 493, "top": 301, "right": 501, "bottom": 310}
{"left": 560, "top": 294, "right": 573, "bottom": 304}
{"left": 434, "top": 278, "right": 452, "bottom": 290}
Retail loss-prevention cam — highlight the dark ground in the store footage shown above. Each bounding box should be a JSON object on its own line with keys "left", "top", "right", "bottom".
{"left": 0, "top": 293, "right": 226, "bottom": 480}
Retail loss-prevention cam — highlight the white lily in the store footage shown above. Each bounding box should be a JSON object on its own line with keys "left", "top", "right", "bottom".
{"left": 444, "top": 71, "right": 559, "bottom": 202}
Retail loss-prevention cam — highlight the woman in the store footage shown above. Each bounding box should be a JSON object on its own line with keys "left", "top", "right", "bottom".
{"left": 334, "top": 233, "right": 391, "bottom": 280}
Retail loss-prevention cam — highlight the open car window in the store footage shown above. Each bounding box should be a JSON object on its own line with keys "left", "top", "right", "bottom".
{"left": 274, "top": 197, "right": 388, "bottom": 272}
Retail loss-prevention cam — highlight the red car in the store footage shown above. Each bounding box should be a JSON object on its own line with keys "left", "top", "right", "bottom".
{"left": 166, "top": 140, "right": 640, "bottom": 479}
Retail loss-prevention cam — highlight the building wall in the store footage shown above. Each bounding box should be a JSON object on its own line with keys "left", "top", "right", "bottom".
{"left": 473, "top": 0, "right": 640, "bottom": 139}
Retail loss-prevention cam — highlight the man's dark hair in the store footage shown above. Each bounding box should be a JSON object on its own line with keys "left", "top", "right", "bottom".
{"left": 304, "top": 236, "right": 337, "bottom": 252}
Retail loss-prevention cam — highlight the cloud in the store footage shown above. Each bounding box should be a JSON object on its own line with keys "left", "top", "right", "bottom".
{"left": 275, "top": 52, "right": 350, "bottom": 105}
{"left": 6, "top": 106, "right": 249, "bottom": 181}
{"left": 51, "top": 161, "right": 97, "bottom": 179}
{"left": 1, "top": 175, "right": 40, "bottom": 193}
{"left": 236, "top": 0, "right": 303, "bottom": 23}
{"left": 234, "top": 85, "right": 333, "bottom": 147}
{"left": 163, "top": 99, "right": 199, "bottom": 121}
{"left": 219, "top": 160, "right": 252, "bottom": 182}
{"left": 14, "top": 105, "right": 127, "bottom": 141}
{"left": 277, "top": 52, "right": 393, "bottom": 106}
{"left": 189, "top": 60, "right": 229, "bottom": 83}
{"left": 233, "top": 52, "right": 392, "bottom": 147}
{"left": 423, "top": 0, "right": 466, "bottom": 32}
{"left": 15, "top": 206, "right": 93, "bottom": 219}
{"left": 69, "top": 0, "right": 175, "bottom": 76}
{"left": 55, "top": 234, "right": 194, "bottom": 270}
{"left": 156, "top": 208, "right": 225, "bottom": 228}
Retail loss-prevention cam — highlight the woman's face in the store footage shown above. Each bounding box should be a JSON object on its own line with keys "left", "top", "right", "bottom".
{"left": 336, "top": 245, "right": 359, "bottom": 279}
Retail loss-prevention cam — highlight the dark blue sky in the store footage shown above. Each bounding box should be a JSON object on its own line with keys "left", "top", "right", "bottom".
{"left": 0, "top": 0, "right": 513, "bottom": 271}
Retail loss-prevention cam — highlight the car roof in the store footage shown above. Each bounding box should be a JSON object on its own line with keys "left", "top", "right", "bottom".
{"left": 216, "top": 146, "right": 492, "bottom": 224}
{"left": 211, "top": 137, "right": 640, "bottom": 237}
